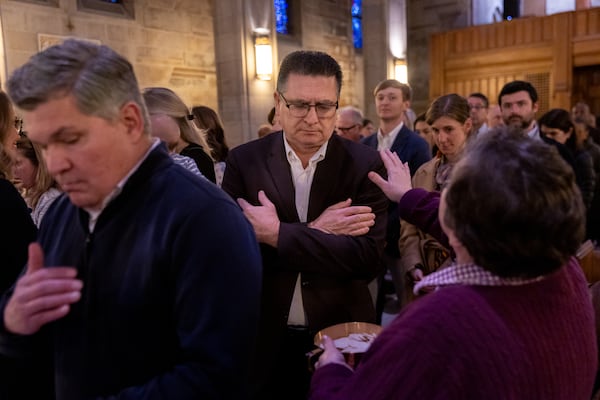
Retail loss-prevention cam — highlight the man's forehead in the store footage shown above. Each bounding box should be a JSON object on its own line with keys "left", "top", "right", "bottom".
{"left": 501, "top": 90, "right": 532, "bottom": 103}
{"left": 376, "top": 87, "right": 402, "bottom": 96}
{"left": 337, "top": 113, "right": 352, "bottom": 123}
{"left": 468, "top": 97, "right": 484, "bottom": 104}
{"left": 283, "top": 74, "right": 337, "bottom": 97}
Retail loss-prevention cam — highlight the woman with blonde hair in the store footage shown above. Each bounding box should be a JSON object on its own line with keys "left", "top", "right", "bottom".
{"left": 143, "top": 87, "right": 216, "bottom": 183}
{"left": 13, "top": 134, "right": 61, "bottom": 226}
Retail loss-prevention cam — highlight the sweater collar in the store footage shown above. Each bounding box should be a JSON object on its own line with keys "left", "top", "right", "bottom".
{"left": 413, "top": 262, "right": 545, "bottom": 295}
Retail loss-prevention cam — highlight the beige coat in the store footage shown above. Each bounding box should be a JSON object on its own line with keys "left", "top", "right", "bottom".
{"left": 399, "top": 156, "right": 452, "bottom": 278}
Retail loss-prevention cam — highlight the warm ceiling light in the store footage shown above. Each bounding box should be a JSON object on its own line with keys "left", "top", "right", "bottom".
{"left": 394, "top": 59, "right": 408, "bottom": 84}
{"left": 254, "top": 33, "right": 273, "bottom": 81}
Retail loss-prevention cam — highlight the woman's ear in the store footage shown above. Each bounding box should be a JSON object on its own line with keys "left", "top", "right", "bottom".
{"left": 464, "top": 118, "right": 473, "bottom": 135}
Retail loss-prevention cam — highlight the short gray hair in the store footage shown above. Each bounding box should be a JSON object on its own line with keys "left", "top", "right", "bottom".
{"left": 7, "top": 39, "right": 149, "bottom": 134}
{"left": 338, "top": 106, "right": 363, "bottom": 125}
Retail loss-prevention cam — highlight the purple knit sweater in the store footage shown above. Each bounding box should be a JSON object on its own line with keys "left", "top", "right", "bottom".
{"left": 309, "top": 258, "right": 597, "bottom": 399}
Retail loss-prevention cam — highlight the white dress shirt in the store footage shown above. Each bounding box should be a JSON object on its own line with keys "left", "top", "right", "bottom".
{"left": 283, "top": 133, "right": 328, "bottom": 326}
{"left": 376, "top": 121, "right": 403, "bottom": 151}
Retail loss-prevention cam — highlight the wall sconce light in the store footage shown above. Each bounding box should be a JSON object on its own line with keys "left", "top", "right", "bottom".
{"left": 254, "top": 30, "right": 273, "bottom": 81}
{"left": 394, "top": 59, "right": 408, "bottom": 84}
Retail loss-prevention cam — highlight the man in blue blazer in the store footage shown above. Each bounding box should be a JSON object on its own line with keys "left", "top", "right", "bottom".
{"left": 362, "top": 79, "right": 431, "bottom": 314}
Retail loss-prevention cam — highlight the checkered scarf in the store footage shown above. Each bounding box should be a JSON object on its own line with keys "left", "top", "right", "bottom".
{"left": 413, "top": 262, "right": 545, "bottom": 295}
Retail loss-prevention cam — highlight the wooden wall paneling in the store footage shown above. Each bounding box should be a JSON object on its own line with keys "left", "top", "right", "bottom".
{"left": 496, "top": 23, "right": 505, "bottom": 48}
{"left": 480, "top": 79, "right": 489, "bottom": 97}
{"left": 523, "top": 19, "right": 532, "bottom": 44}
{"left": 515, "top": 20, "right": 524, "bottom": 45}
{"left": 472, "top": 27, "right": 480, "bottom": 52}
{"left": 456, "top": 31, "right": 465, "bottom": 54}
{"left": 480, "top": 26, "right": 489, "bottom": 52}
{"left": 456, "top": 81, "right": 464, "bottom": 95}
{"left": 543, "top": 17, "right": 554, "bottom": 40}
{"left": 428, "top": 8, "right": 600, "bottom": 107}
{"left": 429, "top": 33, "right": 446, "bottom": 100}
{"left": 497, "top": 76, "right": 507, "bottom": 93}
{"left": 487, "top": 24, "right": 496, "bottom": 49}
{"left": 448, "top": 82, "right": 456, "bottom": 94}
{"left": 573, "top": 39, "right": 600, "bottom": 66}
{"left": 532, "top": 18, "right": 543, "bottom": 42}
{"left": 468, "top": 79, "right": 475, "bottom": 96}
{"left": 588, "top": 8, "right": 598, "bottom": 34}
{"left": 552, "top": 13, "right": 573, "bottom": 110}
{"left": 505, "top": 22, "right": 515, "bottom": 47}
{"left": 489, "top": 77, "right": 497, "bottom": 100}
{"left": 575, "top": 9, "right": 589, "bottom": 37}
{"left": 445, "top": 32, "right": 453, "bottom": 55}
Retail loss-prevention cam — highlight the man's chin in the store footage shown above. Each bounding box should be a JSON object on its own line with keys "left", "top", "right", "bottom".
{"left": 67, "top": 193, "right": 100, "bottom": 210}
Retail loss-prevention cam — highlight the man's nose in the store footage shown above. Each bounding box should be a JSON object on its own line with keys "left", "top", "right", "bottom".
{"left": 304, "top": 106, "right": 320, "bottom": 124}
{"left": 43, "top": 147, "right": 70, "bottom": 176}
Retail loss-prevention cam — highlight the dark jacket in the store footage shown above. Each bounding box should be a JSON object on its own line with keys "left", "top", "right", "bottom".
{"left": 0, "top": 178, "right": 38, "bottom": 400}
{"left": 361, "top": 125, "right": 431, "bottom": 257}
{"left": 0, "top": 145, "right": 262, "bottom": 400}
{"left": 0, "top": 179, "right": 36, "bottom": 292}
{"left": 180, "top": 142, "right": 216, "bottom": 183}
{"left": 222, "top": 132, "right": 387, "bottom": 393}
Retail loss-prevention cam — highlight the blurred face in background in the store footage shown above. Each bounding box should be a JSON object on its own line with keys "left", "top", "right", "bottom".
{"left": 415, "top": 120, "right": 434, "bottom": 149}
{"left": 335, "top": 111, "right": 362, "bottom": 142}
{"left": 148, "top": 113, "right": 182, "bottom": 151}
{"left": 500, "top": 91, "right": 538, "bottom": 130}
{"left": 487, "top": 104, "right": 504, "bottom": 128}
{"left": 2, "top": 114, "right": 20, "bottom": 161}
{"left": 11, "top": 150, "right": 36, "bottom": 189}
{"left": 375, "top": 87, "right": 408, "bottom": 123}
{"left": 468, "top": 96, "right": 488, "bottom": 129}
{"left": 540, "top": 124, "right": 571, "bottom": 145}
{"left": 360, "top": 121, "right": 376, "bottom": 137}
{"left": 574, "top": 121, "right": 590, "bottom": 144}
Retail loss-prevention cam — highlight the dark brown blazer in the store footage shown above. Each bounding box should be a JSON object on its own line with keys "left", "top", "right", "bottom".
{"left": 223, "top": 132, "right": 387, "bottom": 373}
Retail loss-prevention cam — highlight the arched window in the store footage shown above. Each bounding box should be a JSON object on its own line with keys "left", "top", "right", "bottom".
{"left": 352, "top": 0, "right": 363, "bottom": 49}
{"left": 78, "top": 0, "right": 133, "bottom": 18}
{"left": 274, "top": 0, "right": 289, "bottom": 34}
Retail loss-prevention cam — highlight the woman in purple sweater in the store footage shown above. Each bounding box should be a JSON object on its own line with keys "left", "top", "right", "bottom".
{"left": 310, "top": 127, "right": 597, "bottom": 399}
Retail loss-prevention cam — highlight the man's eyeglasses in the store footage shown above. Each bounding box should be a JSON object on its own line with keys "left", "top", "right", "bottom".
{"left": 469, "top": 104, "right": 486, "bottom": 110}
{"left": 337, "top": 124, "right": 359, "bottom": 133}
{"left": 278, "top": 92, "right": 338, "bottom": 119}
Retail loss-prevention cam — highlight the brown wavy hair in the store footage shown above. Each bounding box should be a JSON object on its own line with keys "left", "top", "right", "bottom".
{"left": 14, "top": 135, "right": 58, "bottom": 208}
{"left": 0, "top": 91, "right": 15, "bottom": 179}
{"left": 191, "top": 105, "right": 229, "bottom": 163}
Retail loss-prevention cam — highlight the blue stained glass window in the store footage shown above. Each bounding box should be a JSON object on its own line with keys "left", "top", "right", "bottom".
{"left": 274, "top": 0, "right": 289, "bottom": 35}
{"left": 351, "top": 0, "right": 362, "bottom": 49}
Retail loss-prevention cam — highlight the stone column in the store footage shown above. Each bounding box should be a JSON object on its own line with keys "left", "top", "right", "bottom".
{"left": 362, "top": 0, "right": 390, "bottom": 123}
{"left": 212, "top": 0, "right": 277, "bottom": 147}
